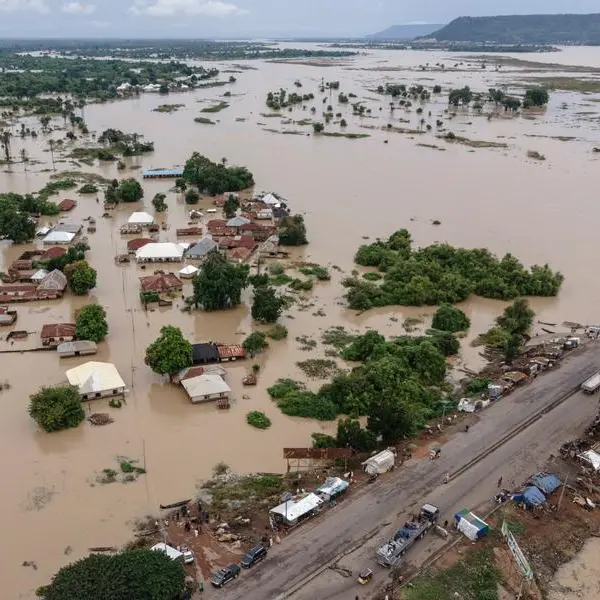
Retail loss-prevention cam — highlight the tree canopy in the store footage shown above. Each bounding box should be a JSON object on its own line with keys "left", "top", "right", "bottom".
{"left": 145, "top": 325, "right": 193, "bottom": 376}
{"left": 278, "top": 214, "right": 308, "bottom": 246}
{"left": 251, "top": 285, "right": 285, "bottom": 323}
{"left": 36, "top": 548, "right": 185, "bottom": 600}
{"left": 431, "top": 304, "right": 470, "bottom": 333}
{"left": 0, "top": 191, "right": 59, "bottom": 242}
{"left": 344, "top": 229, "right": 563, "bottom": 310}
{"left": 182, "top": 152, "right": 254, "bottom": 196}
{"left": 75, "top": 304, "right": 108, "bottom": 343}
{"left": 64, "top": 260, "right": 97, "bottom": 295}
{"left": 151, "top": 193, "right": 167, "bottom": 212}
{"left": 192, "top": 249, "right": 249, "bottom": 310}
{"left": 496, "top": 297, "right": 534, "bottom": 336}
{"left": 243, "top": 331, "right": 268, "bottom": 356}
{"left": 29, "top": 385, "right": 85, "bottom": 433}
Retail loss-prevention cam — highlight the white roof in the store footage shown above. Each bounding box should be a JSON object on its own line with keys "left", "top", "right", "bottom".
{"left": 181, "top": 374, "right": 231, "bottom": 398}
{"left": 36, "top": 226, "right": 51, "bottom": 236}
{"left": 179, "top": 264, "right": 198, "bottom": 275}
{"left": 66, "top": 361, "right": 125, "bottom": 394}
{"left": 43, "top": 231, "right": 75, "bottom": 244}
{"left": 579, "top": 450, "right": 600, "bottom": 471}
{"left": 151, "top": 543, "right": 183, "bottom": 561}
{"left": 128, "top": 211, "right": 154, "bottom": 225}
{"left": 31, "top": 268, "right": 49, "bottom": 281}
{"left": 262, "top": 193, "right": 279, "bottom": 205}
{"left": 136, "top": 242, "right": 184, "bottom": 261}
{"left": 270, "top": 493, "right": 323, "bottom": 522}
{"left": 226, "top": 216, "right": 251, "bottom": 227}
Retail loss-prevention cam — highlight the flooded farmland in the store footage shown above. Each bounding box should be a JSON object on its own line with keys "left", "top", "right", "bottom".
{"left": 2, "top": 44, "right": 600, "bottom": 597}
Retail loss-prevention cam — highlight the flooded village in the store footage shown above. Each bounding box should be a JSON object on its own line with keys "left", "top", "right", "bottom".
{"left": 3, "top": 38, "right": 600, "bottom": 600}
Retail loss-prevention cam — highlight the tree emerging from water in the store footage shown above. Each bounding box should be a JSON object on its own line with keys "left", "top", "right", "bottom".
{"left": 182, "top": 152, "right": 254, "bottom": 196}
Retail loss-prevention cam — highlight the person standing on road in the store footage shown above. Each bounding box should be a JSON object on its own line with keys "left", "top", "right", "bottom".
{"left": 497, "top": 476, "right": 503, "bottom": 488}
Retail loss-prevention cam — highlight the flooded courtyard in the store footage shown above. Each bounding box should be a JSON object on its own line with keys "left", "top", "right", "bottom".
{"left": 2, "top": 44, "right": 600, "bottom": 597}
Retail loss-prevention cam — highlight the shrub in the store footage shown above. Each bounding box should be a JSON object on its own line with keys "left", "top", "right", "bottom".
{"left": 278, "top": 391, "right": 338, "bottom": 420}
{"left": 29, "top": 385, "right": 85, "bottom": 433}
{"left": 267, "top": 324, "right": 288, "bottom": 340}
{"left": 247, "top": 411, "right": 272, "bottom": 429}
{"left": 431, "top": 304, "right": 470, "bottom": 333}
{"left": 267, "top": 378, "right": 304, "bottom": 399}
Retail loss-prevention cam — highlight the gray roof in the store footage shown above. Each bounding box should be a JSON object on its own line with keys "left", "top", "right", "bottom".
{"left": 53, "top": 223, "right": 82, "bottom": 234}
{"left": 37, "top": 269, "right": 67, "bottom": 291}
{"left": 186, "top": 237, "right": 218, "bottom": 259}
{"left": 226, "top": 216, "right": 251, "bottom": 227}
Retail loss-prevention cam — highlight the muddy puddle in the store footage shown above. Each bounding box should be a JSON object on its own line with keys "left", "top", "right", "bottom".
{"left": 549, "top": 537, "right": 600, "bottom": 600}
{"left": 2, "top": 44, "right": 600, "bottom": 597}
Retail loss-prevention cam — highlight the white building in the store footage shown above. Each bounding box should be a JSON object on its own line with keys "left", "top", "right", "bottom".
{"left": 128, "top": 211, "right": 155, "bottom": 226}
{"left": 151, "top": 543, "right": 183, "bottom": 561}
{"left": 181, "top": 373, "right": 231, "bottom": 404}
{"left": 66, "top": 361, "right": 126, "bottom": 401}
{"left": 179, "top": 264, "right": 198, "bottom": 279}
{"left": 135, "top": 242, "right": 185, "bottom": 263}
{"left": 43, "top": 231, "right": 76, "bottom": 245}
{"left": 269, "top": 493, "right": 324, "bottom": 527}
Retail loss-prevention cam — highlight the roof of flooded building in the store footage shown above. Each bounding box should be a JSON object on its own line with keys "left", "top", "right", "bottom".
{"left": 41, "top": 323, "right": 76, "bottom": 339}
{"left": 37, "top": 269, "right": 68, "bottom": 292}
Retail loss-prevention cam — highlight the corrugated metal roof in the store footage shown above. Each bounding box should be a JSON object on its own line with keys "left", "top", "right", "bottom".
{"left": 142, "top": 168, "right": 184, "bottom": 177}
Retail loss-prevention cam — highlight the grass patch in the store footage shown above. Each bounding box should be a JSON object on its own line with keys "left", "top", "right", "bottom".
{"left": 298, "top": 263, "right": 330, "bottom": 281}
{"left": 259, "top": 112, "right": 283, "bottom": 118}
{"left": 196, "top": 80, "right": 230, "bottom": 88}
{"left": 441, "top": 132, "right": 508, "bottom": 148}
{"left": 153, "top": 103, "right": 185, "bottom": 113}
{"left": 270, "top": 273, "right": 293, "bottom": 286}
{"left": 296, "top": 359, "right": 339, "bottom": 379}
{"left": 200, "top": 101, "right": 229, "bottom": 113}
{"left": 108, "top": 398, "right": 122, "bottom": 409}
{"left": 405, "top": 547, "right": 501, "bottom": 600}
{"left": 527, "top": 149, "right": 546, "bottom": 160}
{"left": 362, "top": 271, "right": 382, "bottom": 281}
{"left": 99, "top": 469, "right": 118, "bottom": 484}
{"left": 246, "top": 411, "right": 272, "bottom": 429}
{"left": 517, "top": 76, "right": 600, "bottom": 93}
{"left": 322, "top": 326, "right": 356, "bottom": 350}
{"left": 78, "top": 183, "right": 98, "bottom": 194}
{"left": 289, "top": 278, "right": 314, "bottom": 291}
{"left": 473, "top": 326, "right": 512, "bottom": 348}
{"left": 321, "top": 132, "right": 370, "bottom": 139}
{"left": 295, "top": 335, "right": 317, "bottom": 351}
{"left": 51, "top": 170, "right": 112, "bottom": 185}
{"left": 267, "top": 324, "right": 288, "bottom": 340}
{"left": 194, "top": 116, "right": 216, "bottom": 125}
{"left": 268, "top": 263, "right": 285, "bottom": 276}
{"left": 209, "top": 474, "right": 284, "bottom": 511}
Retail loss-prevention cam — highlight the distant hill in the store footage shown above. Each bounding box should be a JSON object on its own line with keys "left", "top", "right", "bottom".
{"left": 427, "top": 13, "right": 600, "bottom": 45}
{"left": 368, "top": 24, "right": 445, "bottom": 40}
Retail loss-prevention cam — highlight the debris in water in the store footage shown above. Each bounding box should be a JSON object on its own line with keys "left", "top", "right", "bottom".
{"left": 21, "top": 561, "right": 38, "bottom": 570}
{"left": 88, "top": 413, "right": 114, "bottom": 426}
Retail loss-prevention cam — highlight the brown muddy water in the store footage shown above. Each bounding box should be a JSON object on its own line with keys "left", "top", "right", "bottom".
{"left": 2, "top": 44, "right": 600, "bottom": 597}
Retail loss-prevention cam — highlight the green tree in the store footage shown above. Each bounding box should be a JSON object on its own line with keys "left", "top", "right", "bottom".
{"left": 431, "top": 303, "right": 470, "bottom": 332}
{"left": 174, "top": 177, "right": 187, "bottom": 192}
{"left": 185, "top": 188, "right": 199, "bottom": 205}
{"left": 192, "top": 249, "right": 249, "bottom": 310}
{"left": 448, "top": 86, "right": 472, "bottom": 106}
{"left": 36, "top": 548, "right": 185, "bottom": 600}
{"left": 278, "top": 214, "right": 308, "bottom": 246}
{"left": 524, "top": 87, "right": 549, "bottom": 107}
{"left": 243, "top": 331, "right": 268, "bottom": 356}
{"left": 496, "top": 298, "right": 534, "bottom": 335}
{"left": 366, "top": 390, "right": 414, "bottom": 444}
{"left": 341, "top": 330, "right": 385, "bottom": 361}
{"left": 64, "top": 260, "right": 97, "bottom": 295}
{"left": 182, "top": 152, "right": 254, "bottom": 196}
{"left": 336, "top": 418, "right": 376, "bottom": 451}
{"left": 145, "top": 325, "right": 192, "bottom": 376}
{"left": 223, "top": 194, "right": 239, "bottom": 219}
{"left": 29, "top": 385, "right": 85, "bottom": 433}
{"left": 75, "top": 304, "right": 108, "bottom": 343}
{"left": 503, "top": 333, "right": 522, "bottom": 363}
{"left": 151, "top": 193, "right": 167, "bottom": 212}
{"left": 117, "top": 178, "right": 144, "bottom": 202}
{"left": 0, "top": 208, "right": 35, "bottom": 243}
{"left": 312, "top": 122, "right": 325, "bottom": 134}
{"left": 251, "top": 285, "right": 285, "bottom": 323}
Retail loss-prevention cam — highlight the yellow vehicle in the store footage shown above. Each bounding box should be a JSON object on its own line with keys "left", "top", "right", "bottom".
{"left": 357, "top": 569, "right": 373, "bottom": 585}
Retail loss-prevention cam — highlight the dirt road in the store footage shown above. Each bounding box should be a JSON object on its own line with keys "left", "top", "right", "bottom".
{"left": 217, "top": 344, "right": 600, "bottom": 600}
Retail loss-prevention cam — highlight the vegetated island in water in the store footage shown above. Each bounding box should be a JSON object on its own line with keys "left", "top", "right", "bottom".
{"left": 423, "top": 13, "right": 600, "bottom": 45}
{"left": 342, "top": 229, "right": 564, "bottom": 310}
{"left": 0, "top": 39, "right": 357, "bottom": 60}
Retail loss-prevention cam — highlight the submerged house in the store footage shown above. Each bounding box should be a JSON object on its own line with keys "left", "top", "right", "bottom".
{"left": 186, "top": 237, "right": 218, "bottom": 261}
{"left": 41, "top": 323, "right": 76, "bottom": 347}
{"left": 181, "top": 373, "right": 232, "bottom": 404}
{"left": 57, "top": 340, "right": 98, "bottom": 357}
{"left": 66, "top": 361, "right": 126, "bottom": 400}
{"left": 192, "top": 343, "right": 220, "bottom": 365}
{"left": 139, "top": 273, "right": 183, "bottom": 294}
{"left": 135, "top": 243, "right": 185, "bottom": 263}
{"left": 37, "top": 269, "right": 68, "bottom": 298}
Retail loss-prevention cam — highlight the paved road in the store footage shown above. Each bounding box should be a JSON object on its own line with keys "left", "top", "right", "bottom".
{"left": 218, "top": 344, "right": 600, "bottom": 600}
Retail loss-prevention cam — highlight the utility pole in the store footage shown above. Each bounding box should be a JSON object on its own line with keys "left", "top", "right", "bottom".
{"left": 557, "top": 475, "right": 569, "bottom": 512}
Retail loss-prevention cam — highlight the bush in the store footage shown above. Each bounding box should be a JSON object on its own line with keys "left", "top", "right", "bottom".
{"left": 243, "top": 331, "right": 268, "bottom": 356}
{"left": 78, "top": 183, "right": 98, "bottom": 194}
{"left": 29, "top": 385, "right": 85, "bottom": 433}
{"left": 267, "top": 324, "right": 288, "bottom": 340}
{"left": 267, "top": 378, "right": 304, "bottom": 399}
{"left": 289, "top": 278, "right": 313, "bottom": 291}
{"left": 75, "top": 304, "right": 108, "bottom": 342}
{"left": 278, "top": 391, "right": 338, "bottom": 420}
{"left": 431, "top": 304, "right": 470, "bottom": 333}
{"left": 247, "top": 411, "right": 272, "bottom": 429}
{"left": 299, "top": 264, "right": 330, "bottom": 280}
{"left": 268, "top": 262, "right": 285, "bottom": 276}
{"left": 465, "top": 377, "right": 491, "bottom": 396}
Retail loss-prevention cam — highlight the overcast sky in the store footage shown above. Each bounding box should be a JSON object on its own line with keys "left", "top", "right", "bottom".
{"left": 0, "top": 0, "right": 598, "bottom": 38}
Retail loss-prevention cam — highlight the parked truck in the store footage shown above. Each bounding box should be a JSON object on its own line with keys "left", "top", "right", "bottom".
{"left": 376, "top": 503, "right": 440, "bottom": 568}
{"left": 581, "top": 373, "right": 600, "bottom": 394}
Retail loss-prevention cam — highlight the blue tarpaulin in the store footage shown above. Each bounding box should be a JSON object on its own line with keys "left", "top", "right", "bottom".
{"left": 530, "top": 473, "right": 561, "bottom": 495}
{"left": 518, "top": 486, "right": 546, "bottom": 508}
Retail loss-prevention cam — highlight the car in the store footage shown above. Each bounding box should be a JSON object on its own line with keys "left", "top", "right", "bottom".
{"left": 240, "top": 544, "right": 268, "bottom": 568}
{"left": 211, "top": 564, "right": 241, "bottom": 588}
{"left": 180, "top": 546, "right": 194, "bottom": 564}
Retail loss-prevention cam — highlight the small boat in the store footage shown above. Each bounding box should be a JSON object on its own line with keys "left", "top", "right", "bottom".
{"left": 7, "top": 330, "right": 28, "bottom": 340}
{"left": 159, "top": 499, "right": 191, "bottom": 510}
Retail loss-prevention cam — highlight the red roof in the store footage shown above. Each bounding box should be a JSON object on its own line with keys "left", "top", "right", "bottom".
{"left": 10, "top": 259, "right": 34, "bottom": 271}
{"left": 57, "top": 199, "right": 76, "bottom": 211}
{"left": 206, "top": 219, "right": 227, "bottom": 230}
{"left": 180, "top": 366, "right": 206, "bottom": 381}
{"left": 42, "top": 246, "right": 67, "bottom": 259}
{"left": 226, "top": 247, "right": 252, "bottom": 262}
{"left": 41, "top": 323, "right": 76, "bottom": 339}
{"left": 217, "top": 345, "right": 246, "bottom": 359}
{"left": 127, "top": 238, "right": 154, "bottom": 251}
{"left": 219, "top": 235, "right": 257, "bottom": 251}
{"left": 139, "top": 273, "right": 183, "bottom": 293}
{"left": 176, "top": 227, "right": 203, "bottom": 237}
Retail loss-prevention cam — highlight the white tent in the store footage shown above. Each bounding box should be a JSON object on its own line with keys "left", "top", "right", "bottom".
{"left": 151, "top": 543, "right": 183, "bottom": 561}
{"left": 262, "top": 193, "right": 279, "bottom": 205}
{"left": 43, "top": 231, "right": 76, "bottom": 245}
{"left": 135, "top": 242, "right": 184, "bottom": 263}
{"left": 179, "top": 264, "right": 198, "bottom": 278}
{"left": 128, "top": 211, "right": 154, "bottom": 225}
{"left": 270, "top": 493, "right": 323, "bottom": 526}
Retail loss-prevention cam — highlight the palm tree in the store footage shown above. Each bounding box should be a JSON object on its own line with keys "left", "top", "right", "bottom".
{"left": 39, "top": 115, "right": 51, "bottom": 133}
{"left": 48, "top": 139, "right": 56, "bottom": 171}
{"left": 0, "top": 129, "right": 12, "bottom": 165}
{"left": 20, "top": 147, "right": 28, "bottom": 172}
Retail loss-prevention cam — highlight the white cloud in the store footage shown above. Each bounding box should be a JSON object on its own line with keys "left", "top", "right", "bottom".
{"left": 62, "top": 2, "right": 96, "bottom": 14}
{"left": 0, "top": 0, "right": 49, "bottom": 13}
{"left": 131, "top": 0, "right": 248, "bottom": 18}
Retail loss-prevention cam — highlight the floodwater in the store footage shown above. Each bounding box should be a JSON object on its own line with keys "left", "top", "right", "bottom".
{"left": 549, "top": 537, "right": 600, "bottom": 600}
{"left": 2, "top": 44, "right": 600, "bottom": 597}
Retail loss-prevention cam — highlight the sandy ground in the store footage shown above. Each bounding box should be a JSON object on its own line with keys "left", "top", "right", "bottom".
{"left": 212, "top": 343, "right": 600, "bottom": 600}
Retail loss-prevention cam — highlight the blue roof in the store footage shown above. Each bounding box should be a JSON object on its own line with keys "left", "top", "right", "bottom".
{"left": 142, "top": 168, "right": 184, "bottom": 177}
{"left": 521, "top": 486, "right": 546, "bottom": 507}
{"left": 530, "top": 473, "right": 561, "bottom": 495}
